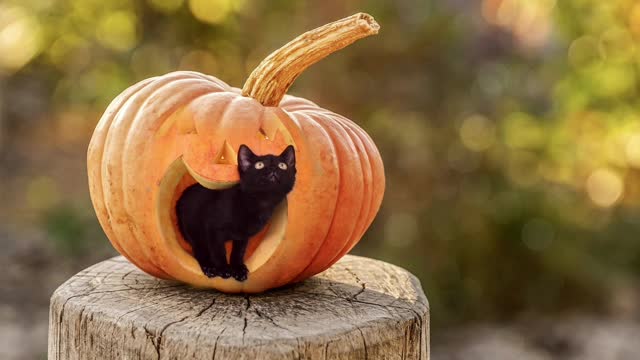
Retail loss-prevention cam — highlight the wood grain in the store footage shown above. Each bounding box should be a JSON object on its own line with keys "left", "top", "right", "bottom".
{"left": 48, "top": 255, "right": 429, "bottom": 359}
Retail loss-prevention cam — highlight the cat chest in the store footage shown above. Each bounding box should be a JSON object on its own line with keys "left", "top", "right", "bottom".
{"left": 227, "top": 212, "right": 271, "bottom": 238}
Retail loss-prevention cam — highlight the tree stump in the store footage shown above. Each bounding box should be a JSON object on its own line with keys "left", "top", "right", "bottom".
{"left": 48, "top": 255, "right": 429, "bottom": 359}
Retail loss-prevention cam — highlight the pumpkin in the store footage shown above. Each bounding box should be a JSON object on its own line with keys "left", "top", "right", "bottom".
{"left": 87, "top": 13, "right": 385, "bottom": 293}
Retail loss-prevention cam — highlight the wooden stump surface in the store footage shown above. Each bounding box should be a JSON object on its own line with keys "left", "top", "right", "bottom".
{"left": 49, "top": 255, "right": 429, "bottom": 359}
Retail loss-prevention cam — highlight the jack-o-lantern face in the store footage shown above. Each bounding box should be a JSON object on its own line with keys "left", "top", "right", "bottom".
{"left": 87, "top": 13, "right": 384, "bottom": 293}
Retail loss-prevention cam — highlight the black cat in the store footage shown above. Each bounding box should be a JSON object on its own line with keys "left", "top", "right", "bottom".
{"left": 176, "top": 145, "right": 296, "bottom": 281}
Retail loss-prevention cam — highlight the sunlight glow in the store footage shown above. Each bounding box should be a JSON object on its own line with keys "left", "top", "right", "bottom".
{"left": 189, "top": 0, "right": 233, "bottom": 25}
{"left": 96, "top": 11, "right": 138, "bottom": 52}
{"left": 625, "top": 134, "right": 640, "bottom": 168}
{"left": 586, "top": 169, "right": 624, "bottom": 207}
{"left": 0, "top": 5, "right": 42, "bottom": 72}
{"left": 629, "top": 3, "right": 640, "bottom": 37}
{"left": 482, "top": 0, "right": 556, "bottom": 50}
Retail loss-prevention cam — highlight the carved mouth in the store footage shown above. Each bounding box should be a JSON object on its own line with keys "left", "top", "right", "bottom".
{"left": 156, "top": 157, "right": 288, "bottom": 281}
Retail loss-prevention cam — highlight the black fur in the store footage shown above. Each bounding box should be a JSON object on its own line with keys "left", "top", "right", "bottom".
{"left": 176, "top": 145, "right": 296, "bottom": 281}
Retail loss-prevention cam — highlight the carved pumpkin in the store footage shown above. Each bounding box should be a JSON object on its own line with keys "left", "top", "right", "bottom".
{"left": 87, "top": 13, "right": 385, "bottom": 293}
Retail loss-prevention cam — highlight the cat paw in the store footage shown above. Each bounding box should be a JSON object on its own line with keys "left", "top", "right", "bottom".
{"left": 231, "top": 264, "right": 249, "bottom": 281}
{"left": 200, "top": 266, "right": 217, "bottom": 278}
{"left": 217, "top": 267, "right": 232, "bottom": 279}
{"left": 200, "top": 265, "right": 231, "bottom": 279}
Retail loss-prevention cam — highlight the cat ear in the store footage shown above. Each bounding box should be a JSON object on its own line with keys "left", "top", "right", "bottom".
{"left": 280, "top": 145, "right": 295, "bottom": 168}
{"left": 238, "top": 145, "right": 254, "bottom": 172}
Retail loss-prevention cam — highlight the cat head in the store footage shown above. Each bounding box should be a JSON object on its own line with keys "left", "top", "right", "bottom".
{"left": 237, "top": 145, "right": 296, "bottom": 194}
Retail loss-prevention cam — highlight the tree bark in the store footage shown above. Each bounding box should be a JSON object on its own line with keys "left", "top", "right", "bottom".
{"left": 48, "top": 255, "right": 429, "bottom": 359}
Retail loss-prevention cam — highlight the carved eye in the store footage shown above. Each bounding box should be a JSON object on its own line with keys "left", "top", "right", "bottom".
{"left": 254, "top": 161, "right": 265, "bottom": 169}
{"left": 278, "top": 162, "right": 287, "bottom": 170}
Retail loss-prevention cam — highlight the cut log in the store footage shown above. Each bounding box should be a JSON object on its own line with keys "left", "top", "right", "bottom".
{"left": 48, "top": 255, "right": 429, "bottom": 359}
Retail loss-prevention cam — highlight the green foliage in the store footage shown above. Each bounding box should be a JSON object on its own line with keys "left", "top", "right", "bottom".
{"left": 41, "top": 204, "right": 107, "bottom": 256}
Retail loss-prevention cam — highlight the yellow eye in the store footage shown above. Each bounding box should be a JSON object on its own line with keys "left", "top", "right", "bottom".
{"left": 278, "top": 162, "right": 287, "bottom": 170}
{"left": 254, "top": 161, "right": 265, "bottom": 169}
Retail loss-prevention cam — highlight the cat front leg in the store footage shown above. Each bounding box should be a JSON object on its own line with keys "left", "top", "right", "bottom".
{"left": 230, "top": 237, "right": 249, "bottom": 281}
{"left": 207, "top": 228, "right": 231, "bottom": 279}
{"left": 190, "top": 237, "right": 217, "bottom": 278}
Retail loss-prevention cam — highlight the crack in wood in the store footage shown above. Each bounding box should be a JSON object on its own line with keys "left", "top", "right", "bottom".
{"left": 254, "top": 307, "right": 289, "bottom": 332}
{"left": 196, "top": 296, "right": 219, "bottom": 318}
{"left": 49, "top": 255, "right": 429, "bottom": 359}
{"left": 344, "top": 267, "right": 366, "bottom": 300}
{"left": 355, "top": 326, "right": 369, "bottom": 360}
{"left": 211, "top": 327, "right": 226, "bottom": 360}
{"left": 154, "top": 315, "right": 190, "bottom": 360}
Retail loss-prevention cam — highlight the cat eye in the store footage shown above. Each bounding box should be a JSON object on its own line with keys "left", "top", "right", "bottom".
{"left": 254, "top": 161, "right": 265, "bottom": 169}
{"left": 278, "top": 162, "right": 287, "bottom": 170}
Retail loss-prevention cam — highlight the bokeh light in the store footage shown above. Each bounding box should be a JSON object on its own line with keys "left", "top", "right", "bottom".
{"left": 482, "top": 0, "right": 556, "bottom": 50}
{"left": 0, "top": 5, "right": 43, "bottom": 72}
{"left": 568, "top": 36, "right": 600, "bottom": 68}
{"left": 459, "top": 115, "right": 496, "bottom": 152}
{"left": 188, "top": 0, "right": 234, "bottom": 25}
{"left": 626, "top": 134, "right": 640, "bottom": 168}
{"left": 586, "top": 168, "right": 624, "bottom": 207}
{"left": 96, "top": 11, "right": 139, "bottom": 52}
{"left": 630, "top": 3, "right": 640, "bottom": 37}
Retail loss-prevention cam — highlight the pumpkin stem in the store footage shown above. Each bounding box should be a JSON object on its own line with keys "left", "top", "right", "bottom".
{"left": 242, "top": 13, "right": 379, "bottom": 107}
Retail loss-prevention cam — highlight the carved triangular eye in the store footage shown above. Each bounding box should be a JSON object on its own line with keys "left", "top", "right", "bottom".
{"left": 259, "top": 114, "right": 281, "bottom": 140}
{"left": 213, "top": 140, "right": 237, "bottom": 165}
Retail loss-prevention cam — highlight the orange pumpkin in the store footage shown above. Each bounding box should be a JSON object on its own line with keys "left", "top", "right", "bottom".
{"left": 87, "top": 13, "right": 384, "bottom": 293}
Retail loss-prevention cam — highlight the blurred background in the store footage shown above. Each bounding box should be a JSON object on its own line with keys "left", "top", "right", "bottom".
{"left": 2, "top": 0, "right": 640, "bottom": 358}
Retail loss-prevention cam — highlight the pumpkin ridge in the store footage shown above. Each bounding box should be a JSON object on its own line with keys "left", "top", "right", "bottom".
{"left": 121, "top": 79, "right": 225, "bottom": 276}
{"left": 178, "top": 71, "right": 232, "bottom": 90}
{"left": 326, "top": 115, "right": 374, "bottom": 265}
{"left": 88, "top": 77, "right": 156, "bottom": 267}
{"left": 333, "top": 114, "right": 385, "bottom": 257}
{"left": 120, "top": 71, "right": 231, "bottom": 277}
{"left": 100, "top": 78, "right": 173, "bottom": 271}
{"left": 217, "top": 94, "right": 262, "bottom": 141}
{"left": 266, "top": 110, "right": 340, "bottom": 285}
{"left": 279, "top": 94, "right": 320, "bottom": 111}
{"left": 291, "top": 110, "right": 363, "bottom": 280}
{"left": 350, "top": 116, "right": 385, "bottom": 231}
{"left": 255, "top": 108, "right": 340, "bottom": 286}
{"left": 103, "top": 75, "right": 190, "bottom": 277}
{"left": 156, "top": 90, "right": 227, "bottom": 137}
{"left": 124, "top": 78, "right": 224, "bottom": 144}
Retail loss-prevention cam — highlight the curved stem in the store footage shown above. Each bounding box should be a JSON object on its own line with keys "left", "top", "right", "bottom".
{"left": 242, "top": 13, "right": 380, "bottom": 107}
